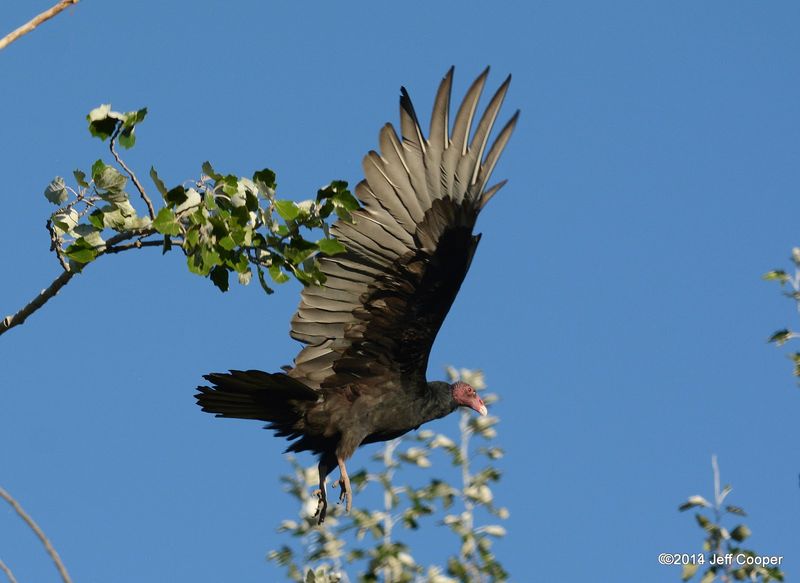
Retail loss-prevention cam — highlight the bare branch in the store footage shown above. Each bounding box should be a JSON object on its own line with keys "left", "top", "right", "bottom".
{"left": 0, "top": 0, "right": 79, "bottom": 51}
{"left": 110, "top": 125, "right": 156, "bottom": 219}
{"left": 1, "top": 229, "right": 156, "bottom": 336}
{"left": 0, "top": 487, "right": 73, "bottom": 583}
{"left": 0, "top": 559, "right": 19, "bottom": 583}
{"left": 1, "top": 269, "right": 74, "bottom": 336}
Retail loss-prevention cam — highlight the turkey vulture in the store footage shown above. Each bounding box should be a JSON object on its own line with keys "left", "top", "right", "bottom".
{"left": 196, "top": 68, "right": 518, "bottom": 523}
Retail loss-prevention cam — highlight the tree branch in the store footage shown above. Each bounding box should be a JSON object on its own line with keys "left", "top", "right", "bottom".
{"left": 0, "top": 229, "right": 157, "bottom": 336}
{"left": 105, "top": 238, "right": 182, "bottom": 254}
{"left": 1, "top": 269, "right": 75, "bottom": 336}
{"left": 110, "top": 125, "right": 156, "bottom": 219}
{"left": 0, "top": 487, "right": 72, "bottom": 583}
{"left": 0, "top": 559, "right": 19, "bottom": 583}
{"left": 0, "top": 0, "right": 79, "bottom": 51}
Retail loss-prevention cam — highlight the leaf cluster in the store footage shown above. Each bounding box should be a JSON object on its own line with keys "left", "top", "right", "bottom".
{"left": 678, "top": 459, "right": 784, "bottom": 582}
{"left": 43, "top": 104, "right": 357, "bottom": 293}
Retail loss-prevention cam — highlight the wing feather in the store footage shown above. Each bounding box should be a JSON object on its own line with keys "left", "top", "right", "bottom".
{"left": 290, "top": 69, "right": 518, "bottom": 391}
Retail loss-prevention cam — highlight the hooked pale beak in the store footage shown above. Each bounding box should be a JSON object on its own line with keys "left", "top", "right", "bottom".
{"left": 473, "top": 398, "right": 488, "bottom": 417}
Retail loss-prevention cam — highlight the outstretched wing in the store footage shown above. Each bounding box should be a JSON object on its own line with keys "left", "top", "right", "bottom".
{"left": 290, "top": 68, "right": 519, "bottom": 390}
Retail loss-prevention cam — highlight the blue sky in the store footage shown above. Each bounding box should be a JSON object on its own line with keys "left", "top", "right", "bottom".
{"left": 2, "top": 1, "right": 799, "bottom": 581}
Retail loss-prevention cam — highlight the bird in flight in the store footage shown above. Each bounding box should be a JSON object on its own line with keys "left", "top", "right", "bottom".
{"left": 196, "top": 67, "right": 518, "bottom": 524}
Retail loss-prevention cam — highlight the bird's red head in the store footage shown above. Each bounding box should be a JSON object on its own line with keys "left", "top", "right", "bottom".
{"left": 451, "top": 381, "right": 487, "bottom": 416}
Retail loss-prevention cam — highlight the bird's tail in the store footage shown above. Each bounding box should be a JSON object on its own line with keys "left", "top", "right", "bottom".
{"left": 195, "top": 370, "right": 318, "bottom": 439}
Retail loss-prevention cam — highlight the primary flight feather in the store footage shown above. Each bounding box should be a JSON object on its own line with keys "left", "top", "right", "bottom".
{"left": 196, "top": 68, "right": 518, "bottom": 523}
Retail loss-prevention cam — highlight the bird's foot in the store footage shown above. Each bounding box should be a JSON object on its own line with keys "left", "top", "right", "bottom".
{"left": 312, "top": 488, "right": 328, "bottom": 524}
{"left": 332, "top": 477, "right": 352, "bottom": 512}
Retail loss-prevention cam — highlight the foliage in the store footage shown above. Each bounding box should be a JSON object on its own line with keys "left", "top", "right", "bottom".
{"left": 267, "top": 368, "right": 509, "bottom": 583}
{"left": 43, "top": 104, "right": 358, "bottom": 293}
{"left": 678, "top": 456, "right": 784, "bottom": 583}
{"left": 764, "top": 247, "right": 800, "bottom": 378}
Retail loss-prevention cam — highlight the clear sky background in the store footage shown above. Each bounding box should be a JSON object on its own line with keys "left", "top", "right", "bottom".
{"left": 2, "top": 1, "right": 799, "bottom": 581}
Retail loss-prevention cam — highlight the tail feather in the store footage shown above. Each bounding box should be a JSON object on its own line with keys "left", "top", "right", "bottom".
{"left": 195, "top": 370, "right": 317, "bottom": 430}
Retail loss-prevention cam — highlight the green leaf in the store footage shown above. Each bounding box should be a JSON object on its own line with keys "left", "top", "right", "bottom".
{"left": 65, "top": 238, "right": 98, "bottom": 264}
{"left": 119, "top": 126, "right": 137, "bottom": 149}
{"left": 284, "top": 239, "right": 318, "bottom": 264}
{"left": 186, "top": 252, "right": 206, "bottom": 276}
{"left": 274, "top": 200, "right": 300, "bottom": 221}
{"left": 202, "top": 161, "right": 222, "bottom": 182}
{"left": 201, "top": 247, "right": 221, "bottom": 269}
{"left": 763, "top": 270, "right": 789, "bottom": 283}
{"left": 73, "top": 170, "right": 89, "bottom": 188}
{"left": 210, "top": 266, "right": 229, "bottom": 292}
{"left": 165, "top": 185, "right": 188, "bottom": 208}
{"left": 730, "top": 525, "right": 751, "bottom": 541}
{"left": 175, "top": 188, "right": 202, "bottom": 214}
{"left": 94, "top": 164, "right": 127, "bottom": 193}
{"left": 44, "top": 177, "right": 68, "bottom": 205}
{"left": 91, "top": 159, "right": 106, "bottom": 179}
{"left": 237, "top": 269, "right": 252, "bottom": 286}
{"left": 123, "top": 107, "right": 148, "bottom": 128}
{"left": 88, "top": 210, "right": 104, "bottom": 230}
{"left": 316, "top": 237, "right": 346, "bottom": 255}
{"left": 253, "top": 168, "right": 277, "bottom": 192}
{"left": 768, "top": 329, "right": 793, "bottom": 345}
{"left": 149, "top": 166, "right": 168, "bottom": 197}
{"left": 679, "top": 495, "right": 712, "bottom": 511}
{"left": 333, "top": 187, "right": 359, "bottom": 211}
{"left": 269, "top": 264, "right": 290, "bottom": 284}
{"left": 218, "top": 235, "right": 236, "bottom": 251}
{"left": 185, "top": 226, "right": 200, "bottom": 247}
{"left": 52, "top": 209, "right": 79, "bottom": 234}
{"left": 725, "top": 505, "right": 747, "bottom": 516}
{"left": 87, "top": 104, "right": 121, "bottom": 140}
{"left": 695, "top": 513, "right": 713, "bottom": 532}
{"left": 153, "top": 207, "right": 181, "bottom": 236}
{"left": 220, "top": 175, "right": 239, "bottom": 198}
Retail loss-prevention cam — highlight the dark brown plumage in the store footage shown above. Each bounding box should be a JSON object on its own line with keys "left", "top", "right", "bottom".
{"left": 196, "top": 68, "right": 518, "bottom": 523}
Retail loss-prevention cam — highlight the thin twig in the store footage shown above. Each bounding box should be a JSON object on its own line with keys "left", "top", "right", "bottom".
{"left": 105, "top": 238, "right": 182, "bottom": 254}
{"left": 46, "top": 220, "right": 70, "bottom": 271}
{"left": 0, "top": 487, "right": 72, "bottom": 583}
{"left": 1, "top": 229, "right": 157, "bottom": 336}
{"left": 0, "top": 559, "right": 19, "bottom": 583}
{"left": 110, "top": 124, "right": 156, "bottom": 219}
{"left": 0, "top": 0, "right": 79, "bottom": 51}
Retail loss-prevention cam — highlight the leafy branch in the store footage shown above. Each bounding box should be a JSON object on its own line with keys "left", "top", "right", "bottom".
{"left": 678, "top": 456, "right": 784, "bottom": 583}
{"left": 763, "top": 247, "right": 800, "bottom": 378}
{"left": 268, "top": 368, "right": 509, "bottom": 583}
{"left": 1, "top": 105, "right": 359, "bottom": 336}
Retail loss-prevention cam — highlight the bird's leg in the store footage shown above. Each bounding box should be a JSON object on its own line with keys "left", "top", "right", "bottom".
{"left": 336, "top": 456, "right": 352, "bottom": 513}
{"left": 312, "top": 459, "right": 328, "bottom": 524}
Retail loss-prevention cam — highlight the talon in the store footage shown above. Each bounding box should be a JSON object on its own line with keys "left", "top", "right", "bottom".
{"left": 313, "top": 490, "right": 328, "bottom": 523}
{"left": 336, "top": 457, "right": 353, "bottom": 514}
{"left": 313, "top": 466, "right": 329, "bottom": 525}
